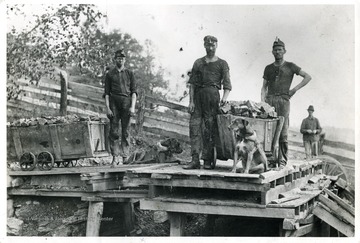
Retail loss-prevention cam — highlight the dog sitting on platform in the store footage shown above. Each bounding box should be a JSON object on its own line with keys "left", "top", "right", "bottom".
{"left": 124, "top": 138, "right": 183, "bottom": 164}
{"left": 228, "top": 118, "right": 269, "bottom": 174}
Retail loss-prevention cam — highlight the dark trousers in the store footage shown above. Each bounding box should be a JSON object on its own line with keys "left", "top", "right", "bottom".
{"left": 189, "top": 87, "right": 220, "bottom": 162}
{"left": 266, "top": 95, "right": 290, "bottom": 163}
{"left": 109, "top": 95, "right": 131, "bottom": 157}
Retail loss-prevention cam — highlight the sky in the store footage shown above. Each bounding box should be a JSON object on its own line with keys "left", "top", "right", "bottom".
{"left": 2, "top": 3, "right": 357, "bottom": 131}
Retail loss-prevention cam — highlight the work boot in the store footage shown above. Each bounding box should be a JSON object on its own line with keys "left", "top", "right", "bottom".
{"left": 183, "top": 156, "right": 200, "bottom": 170}
{"left": 203, "top": 160, "right": 212, "bottom": 170}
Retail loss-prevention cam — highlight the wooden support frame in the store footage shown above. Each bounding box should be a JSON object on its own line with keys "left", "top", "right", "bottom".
{"left": 86, "top": 201, "right": 104, "bottom": 236}
{"left": 141, "top": 198, "right": 295, "bottom": 218}
{"left": 168, "top": 212, "right": 186, "bottom": 236}
{"left": 313, "top": 203, "right": 354, "bottom": 237}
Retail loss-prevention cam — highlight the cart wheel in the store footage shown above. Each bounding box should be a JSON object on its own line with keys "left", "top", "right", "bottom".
{"left": 320, "top": 155, "right": 349, "bottom": 187}
{"left": 62, "top": 160, "right": 71, "bottom": 167}
{"left": 20, "top": 152, "right": 36, "bottom": 171}
{"left": 37, "top": 152, "right": 54, "bottom": 171}
{"left": 71, "top": 160, "right": 78, "bottom": 167}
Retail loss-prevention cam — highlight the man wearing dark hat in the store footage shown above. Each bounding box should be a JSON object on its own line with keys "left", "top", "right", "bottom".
{"left": 105, "top": 49, "right": 137, "bottom": 165}
{"left": 261, "top": 37, "right": 312, "bottom": 167}
{"left": 183, "top": 35, "right": 232, "bottom": 170}
{"left": 300, "top": 105, "right": 322, "bottom": 159}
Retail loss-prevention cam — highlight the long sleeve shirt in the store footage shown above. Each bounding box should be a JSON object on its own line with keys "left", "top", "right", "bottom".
{"left": 104, "top": 67, "right": 137, "bottom": 97}
{"left": 300, "top": 116, "right": 322, "bottom": 142}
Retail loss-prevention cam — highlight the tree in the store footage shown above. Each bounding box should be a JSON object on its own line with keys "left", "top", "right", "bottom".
{"left": 7, "top": 4, "right": 169, "bottom": 101}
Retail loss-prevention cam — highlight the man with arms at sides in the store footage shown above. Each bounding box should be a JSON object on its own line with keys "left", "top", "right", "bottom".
{"left": 105, "top": 49, "right": 137, "bottom": 166}
{"left": 183, "top": 35, "right": 232, "bottom": 170}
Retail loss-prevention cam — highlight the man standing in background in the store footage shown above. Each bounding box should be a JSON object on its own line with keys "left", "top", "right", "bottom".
{"left": 183, "top": 35, "right": 232, "bottom": 170}
{"left": 105, "top": 49, "right": 137, "bottom": 166}
{"left": 300, "top": 105, "right": 322, "bottom": 159}
{"left": 261, "top": 37, "right": 312, "bottom": 167}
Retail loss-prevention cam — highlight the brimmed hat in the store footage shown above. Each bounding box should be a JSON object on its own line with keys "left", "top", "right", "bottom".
{"left": 115, "top": 49, "right": 126, "bottom": 57}
{"left": 273, "top": 37, "right": 285, "bottom": 48}
{"left": 307, "top": 105, "right": 314, "bottom": 111}
{"left": 204, "top": 35, "right": 218, "bottom": 45}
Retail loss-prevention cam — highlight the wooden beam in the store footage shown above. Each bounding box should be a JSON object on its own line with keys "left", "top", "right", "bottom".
{"left": 313, "top": 203, "right": 354, "bottom": 237}
{"left": 284, "top": 223, "right": 314, "bottom": 237}
{"left": 148, "top": 178, "right": 270, "bottom": 191}
{"left": 59, "top": 70, "right": 68, "bottom": 116}
{"left": 283, "top": 218, "right": 299, "bottom": 230}
{"left": 299, "top": 213, "right": 315, "bottom": 225}
{"left": 318, "top": 194, "right": 354, "bottom": 225}
{"left": 8, "top": 164, "right": 148, "bottom": 176}
{"left": 168, "top": 212, "right": 186, "bottom": 236}
{"left": 86, "top": 202, "right": 104, "bottom": 236}
{"left": 270, "top": 195, "right": 300, "bottom": 204}
{"left": 7, "top": 188, "right": 148, "bottom": 199}
{"left": 324, "top": 188, "right": 354, "bottom": 216}
{"left": 261, "top": 175, "right": 313, "bottom": 205}
{"left": 141, "top": 199, "right": 295, "bottom": 218}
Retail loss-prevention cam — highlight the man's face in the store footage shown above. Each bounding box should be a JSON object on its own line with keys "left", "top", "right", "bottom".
{"left": 114, "top": 55, "right": 125, "bottom": 68}
{"left": 272, "top": 46, "right": 286, "bottom": 60}
{"left": 204, "top": 42, "right": 217, "bottom": 56}
{"left": 308, "top": 110, "right": 314, "bottom": 116}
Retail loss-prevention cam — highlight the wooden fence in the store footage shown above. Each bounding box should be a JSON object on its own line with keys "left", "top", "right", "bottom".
{"left": 7, "top": 75, "right": 354, "bottom": 184}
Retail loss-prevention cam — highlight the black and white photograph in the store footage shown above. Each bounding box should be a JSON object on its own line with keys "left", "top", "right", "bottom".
{"left": 2, "top": 1, "right": 358, "bottom": 239}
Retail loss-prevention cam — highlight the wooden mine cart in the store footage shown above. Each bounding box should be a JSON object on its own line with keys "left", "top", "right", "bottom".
{"left": 7, "top": 121, "right": 109, "bottom": 171}
{"left": 215, "top": 114, "right": 285, "bottom": 165}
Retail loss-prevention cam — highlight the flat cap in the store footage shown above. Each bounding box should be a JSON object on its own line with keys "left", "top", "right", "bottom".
{"left": 273, "top": 37, "right": 285, "bottom": 48}
{"left": 204, "top": 35, "right": 218, "bottom": 44}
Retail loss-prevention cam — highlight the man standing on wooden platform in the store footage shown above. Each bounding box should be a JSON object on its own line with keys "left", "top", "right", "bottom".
{"left": 300, "top": 105, "right": 322, "bottom": 159}
{"left": 183, "top": 35, "right": 232, "bottom": 170}
{"left": 261, "top": 37, "right": 312, "bottom": 168}
{"left": 105, "top": 49, "right": 137, "bottom": 165}
{"left": 261, "top": 37, "right": 311, "bottom": 167}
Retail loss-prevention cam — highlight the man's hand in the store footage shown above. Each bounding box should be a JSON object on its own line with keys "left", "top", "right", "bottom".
{"left": 220, "top": 99, "right": 227, "bottom": 107}
{"left": 306, "top": 129, "right": 312, "bottom": 134}
{"left": 289, "top": 89, "right": 296, "bottom": 98}
{"left": 130, "top": 107, "right": 136, "bottom": 117}
{"left": 107, "top": 107, "right": 114, "bottom": 119}
{"left": 188, "top": 101, "right": 195, "bottom": 114}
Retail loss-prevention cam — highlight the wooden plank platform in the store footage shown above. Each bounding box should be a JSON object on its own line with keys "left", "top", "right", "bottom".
{"left": 8, "top": 164, "right": 159, "bottom": 176}
{"left": 140, "top": 197, "right": 295, "bottom": 219}
{"left": 7, "top": 188, "right": 148, "bottom": 199}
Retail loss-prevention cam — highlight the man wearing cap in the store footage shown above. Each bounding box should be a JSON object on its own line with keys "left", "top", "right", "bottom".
{"left": 105, "top": 49, "right": 137, "bottom": 165}
{"left": 300, "top": 105, "right": 322, "bottom": 159}
{"left": 261, "top": 37, "right": 312, "bottom": 167}
{"left": 183, "top": 35, "right": 232, "bottom": 170}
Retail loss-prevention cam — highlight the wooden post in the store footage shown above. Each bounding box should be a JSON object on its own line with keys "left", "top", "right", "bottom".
{"left": 136, "top": 89, "right": 146, "bottom": 134}
{"left": 59, "top": 70, "right": 68, "bottom": 116}
{"left": 168, "top": 212, "right": 186, "bottom": 236}
{"left": 86, "top": 202, "right": 104, "bottom": 236}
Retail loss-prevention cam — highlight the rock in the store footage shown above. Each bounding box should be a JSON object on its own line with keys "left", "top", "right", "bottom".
{"left": 26, "top": 201, "right": 32, "bottom": 205}
{"left": 38, "top": 226, "right": 52, "bottom": 236}
{"left": 74, "top": 208, "right": 88, "bottom": 217}
{"left": 33, "top": 201, "right": 40, "bottom": 205}
{"left": 7, "top": 217, "right": 24, "bottom": 236}
{"left": 51, "top": 225, "right": 72, "bottom": 237}
{"left": 7, "top": 199, "right": 14, "bottom": 217}
{"left": 11, "top": 178, "right": 24, "bottom": 187}
{"left": 76, "top": 202, "right": 88, "bottom": 210}
{"left": 15, "top": 205, "right": 34, "bottom": 219}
